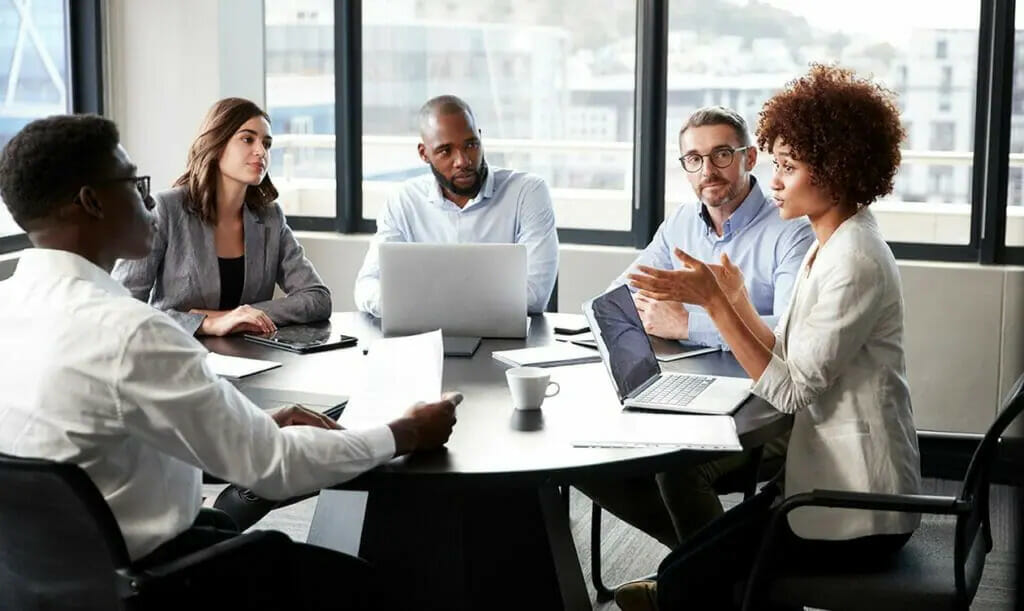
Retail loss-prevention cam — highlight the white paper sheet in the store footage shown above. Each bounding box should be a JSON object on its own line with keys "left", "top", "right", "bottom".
{"left": 573, "top": 413, "right": 742, "bottom": 450}
{"left": 338, "top": 329, "right": 444, "bottom": 427}
{"left": 205, "top": 352, "right": 281, "bottom": 378}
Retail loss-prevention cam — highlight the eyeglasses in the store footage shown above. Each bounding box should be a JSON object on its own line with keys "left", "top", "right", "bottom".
{"left": 98, "top": 175, "right": 151, "bottom": 200}
{"left": 679, "top": 146, "right": 751, "bottom": 173}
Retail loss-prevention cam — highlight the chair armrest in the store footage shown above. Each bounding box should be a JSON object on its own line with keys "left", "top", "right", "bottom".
{"left": 776, "top": 489, "right": 971, "bottom": 517}
{"left": 740, "top": 490, "right": 970, "bottom": 610}
{"left": 121, "top": 530, "right": 291, "bottom": 595}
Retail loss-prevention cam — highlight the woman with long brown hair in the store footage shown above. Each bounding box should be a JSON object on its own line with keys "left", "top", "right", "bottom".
{"left": 113, "top": 97, "right": 331, "bottom": 337}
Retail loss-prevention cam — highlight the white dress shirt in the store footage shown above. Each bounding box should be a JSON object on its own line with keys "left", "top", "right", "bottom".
{"left": 0, "top": 249, "right": 395, "bottom": 560}
{"left": 354, "top": 167, "right": 559, "bottom": 316}
{"left": 752, "top": 209, "right": 921, "bottom": 540}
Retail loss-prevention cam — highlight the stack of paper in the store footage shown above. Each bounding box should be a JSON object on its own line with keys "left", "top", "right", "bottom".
{"left": 205, "top": 352, "right": 281, "bottom": 378}
{"left": 573, "top": 413, "right": 742, "bottom": 450}
{"left": 557, "top": 333, "right": 719, "bottom": 363}
{"left": 491, "top": 343, "right": 601, "bottom": 368}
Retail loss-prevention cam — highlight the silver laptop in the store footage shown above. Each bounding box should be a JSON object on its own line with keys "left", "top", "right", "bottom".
{"left": 582, "top": 285, "right": 751, "bottom": 415}
{"left": 379, "top": 242, "right": 528, "bottom": 338}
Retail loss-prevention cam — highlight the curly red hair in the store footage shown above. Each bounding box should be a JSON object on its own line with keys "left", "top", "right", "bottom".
{"left": 756, "top": 64, "right": 905, "bottom": 206}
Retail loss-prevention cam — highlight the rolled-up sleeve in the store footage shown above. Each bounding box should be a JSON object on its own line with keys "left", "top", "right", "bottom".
{"left": 517, "top": 179, "right": 559, "bottom": 313}
{"left": 752, "top": 254, "right": 885, "bottom": 414}
{"left": 115, "top": 314, "right": 395, "bottom": 499}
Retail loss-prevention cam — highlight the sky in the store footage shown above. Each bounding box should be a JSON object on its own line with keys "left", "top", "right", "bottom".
{"left": 752, "top": 0, "right": 991, "bottom": 38}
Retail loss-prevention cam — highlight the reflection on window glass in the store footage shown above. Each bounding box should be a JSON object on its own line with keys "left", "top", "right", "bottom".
{"left": 264, "top": 0, "right": 639, "bottom": 228}
{"left": 263, "top": 1, "right": 336, "bottom": 218}
{"left": 1006, "top": 13, "right": 1024, "bottom": 246}
{"left": 663, "top": 0, "right": 980, "bottom": 246}
{"left": 0, "top": 0, "right": 69, "bottom": 238}
{"left": 360, "top": 0, "right": 638, "bottom": 231}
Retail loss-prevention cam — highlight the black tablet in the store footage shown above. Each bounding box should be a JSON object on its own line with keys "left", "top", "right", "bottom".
{"left": 243, "top": 322, "right": 357, "bottom": 354}
{"left": 442, "top": 335, "right": 481, "bottom": 357}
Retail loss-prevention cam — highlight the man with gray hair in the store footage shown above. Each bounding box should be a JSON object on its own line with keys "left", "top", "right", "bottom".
{"left": 354, "top": 94, "right": 559, "bottom": 316}
{"left": 576, "top": 106, "right": 813, "bottom": 561}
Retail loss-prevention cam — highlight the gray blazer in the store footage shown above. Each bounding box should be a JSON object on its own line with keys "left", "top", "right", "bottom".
{"left": 112, "top": 186, "right": 332, "bottom": 335}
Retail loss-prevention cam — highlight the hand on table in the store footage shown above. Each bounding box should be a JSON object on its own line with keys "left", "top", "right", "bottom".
{"left": 198, "top": 305, "right": 277, "bottom": 336}
{"left": 272, "top": 404, "right": 341, "bottom": 430}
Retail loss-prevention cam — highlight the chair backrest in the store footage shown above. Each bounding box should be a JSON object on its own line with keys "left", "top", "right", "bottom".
{"left": 545, "top": 275, "right": 560, "bottom": 313}
{"left": 954, "top": 371, "right": 1024, "bottom": 602}
{"left": 0, "top": 453, "right": 132, "bottom": 611}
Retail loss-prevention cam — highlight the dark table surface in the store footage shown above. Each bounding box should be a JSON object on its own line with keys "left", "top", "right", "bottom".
{"left": 204, "top": 312, "right": 791, "bottom": 486}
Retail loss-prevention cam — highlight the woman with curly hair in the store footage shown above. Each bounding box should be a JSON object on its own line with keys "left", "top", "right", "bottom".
{"left": 617, "top": 64, "right": 921, "bottom": 611}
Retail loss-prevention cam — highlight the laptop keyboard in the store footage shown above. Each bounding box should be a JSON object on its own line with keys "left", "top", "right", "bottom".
{"left": 634, "top": 374, "right": 714, "bottom": 406}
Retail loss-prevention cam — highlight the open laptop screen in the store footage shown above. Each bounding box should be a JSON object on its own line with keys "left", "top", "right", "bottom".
{"left": 589, "top": 286, "right": 661, "bottom": 400}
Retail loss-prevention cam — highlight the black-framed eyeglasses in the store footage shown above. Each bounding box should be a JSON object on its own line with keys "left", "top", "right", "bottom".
{"left": 98, "top": 175, "right": 151, "bottom": 200}
{"left": 679, "top": 146, "right": 751, "bottom": 173}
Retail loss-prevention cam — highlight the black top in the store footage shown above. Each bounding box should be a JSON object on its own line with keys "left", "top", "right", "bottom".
{"left": 217, "top": 256, "right": 245, "bottom": 310}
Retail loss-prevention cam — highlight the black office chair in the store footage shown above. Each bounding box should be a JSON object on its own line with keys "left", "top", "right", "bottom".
{"left": 0, "top": 453, "right": 293, "bottom": 610}
{"left": 546, "top": 275, "right": 559, "bottom": 313}
{"left": 740, "top": 370, "right": 1024, "bottom": 611}
{"left": 591, "top": 445, "right": 786, "bottom": 601}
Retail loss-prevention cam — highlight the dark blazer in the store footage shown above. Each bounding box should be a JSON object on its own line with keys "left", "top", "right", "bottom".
{"left": 112, "top": 186, "right": 332, "bottom": 335}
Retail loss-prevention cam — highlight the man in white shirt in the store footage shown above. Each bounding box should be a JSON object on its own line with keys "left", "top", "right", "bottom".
{"left": 354, "top": 94, "right": 559, "bottom": 316}
{"left": 0, "top": 115, "right": 457, "bottom": 608}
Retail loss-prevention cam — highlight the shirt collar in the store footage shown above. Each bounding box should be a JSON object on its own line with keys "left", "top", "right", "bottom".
{"left": 696, "top": 175, "right": 767, "bottom": 235}
{"left": 13, "top": 248, "right": 129, "bottom": 297}
{"left": 429, "top": 166, "right": 495, "bottom": 210}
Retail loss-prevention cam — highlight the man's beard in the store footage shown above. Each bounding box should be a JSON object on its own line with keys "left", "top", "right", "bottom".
{"left": 698, "top": 178, "right": 741, "bottom": 209}
{"left": 430, "top": 158, "right": 489, "bottom": 198}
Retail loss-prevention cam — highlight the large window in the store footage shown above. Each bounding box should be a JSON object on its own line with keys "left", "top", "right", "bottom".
{"left": 358, "top": 0, "right": 637, "bottom": 233}
{"left": 663, "top": 0, "right": 980, "bottom": 246}
{"left": 0, "top": 0, "right": 70, "bottom": 238}
{"left": 262, "top": 0, "right": 1020, "bottom": 263}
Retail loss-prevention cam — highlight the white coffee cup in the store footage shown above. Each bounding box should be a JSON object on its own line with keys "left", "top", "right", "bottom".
{"left": 505, "top": 366, "right": 560, "bottom": 411}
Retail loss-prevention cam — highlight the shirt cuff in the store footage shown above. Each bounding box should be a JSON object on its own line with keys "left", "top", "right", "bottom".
{"left": 751, "top": 352, "right": 791, "bottom": 411}
{"left": 355, "top": 424, "right": 397, "bottom": 460}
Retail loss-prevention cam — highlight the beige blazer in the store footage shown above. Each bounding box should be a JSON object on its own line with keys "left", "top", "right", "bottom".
{"left": 752, "top": 208, "right": 921, "bottom": 540}
{"left": 112, "top": 187, "right": 331, "bottom": 335}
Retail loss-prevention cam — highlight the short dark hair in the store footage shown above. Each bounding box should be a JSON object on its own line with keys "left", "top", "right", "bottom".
{"left": 0, "top": 114, "right": 120, "bottom": 228}
{"left": 679, "top": 106, "right": 751, "bottom": 147}
{"left": 756, "top": 64, "right": 905, "bottom": 207}
{"left": 418, "top": 94, "right": 476, "bottom": 134}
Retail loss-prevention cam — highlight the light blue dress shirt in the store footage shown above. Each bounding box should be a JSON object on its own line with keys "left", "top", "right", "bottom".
{"left": 355, "top": 167, "right": 559, "bottom": 316}
{"left": 609, "top": 177, "right": 814, "bottom": 349}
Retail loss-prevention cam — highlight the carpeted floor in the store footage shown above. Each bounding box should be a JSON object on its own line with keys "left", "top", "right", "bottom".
{"left": 203, "top": 478, "right": 1019, "bottom": 610}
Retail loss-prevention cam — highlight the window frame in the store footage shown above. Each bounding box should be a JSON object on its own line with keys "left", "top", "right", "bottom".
{"left": 0, "top": 0, "right": 104, "bottom": 255}
{"left": 277, "top": 0, "right": 1024, "bottom": 265}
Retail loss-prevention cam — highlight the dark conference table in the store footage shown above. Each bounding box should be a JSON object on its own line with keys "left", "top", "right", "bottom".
{"left": 204, "top": 312, "right": 791, "bottom": 611}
